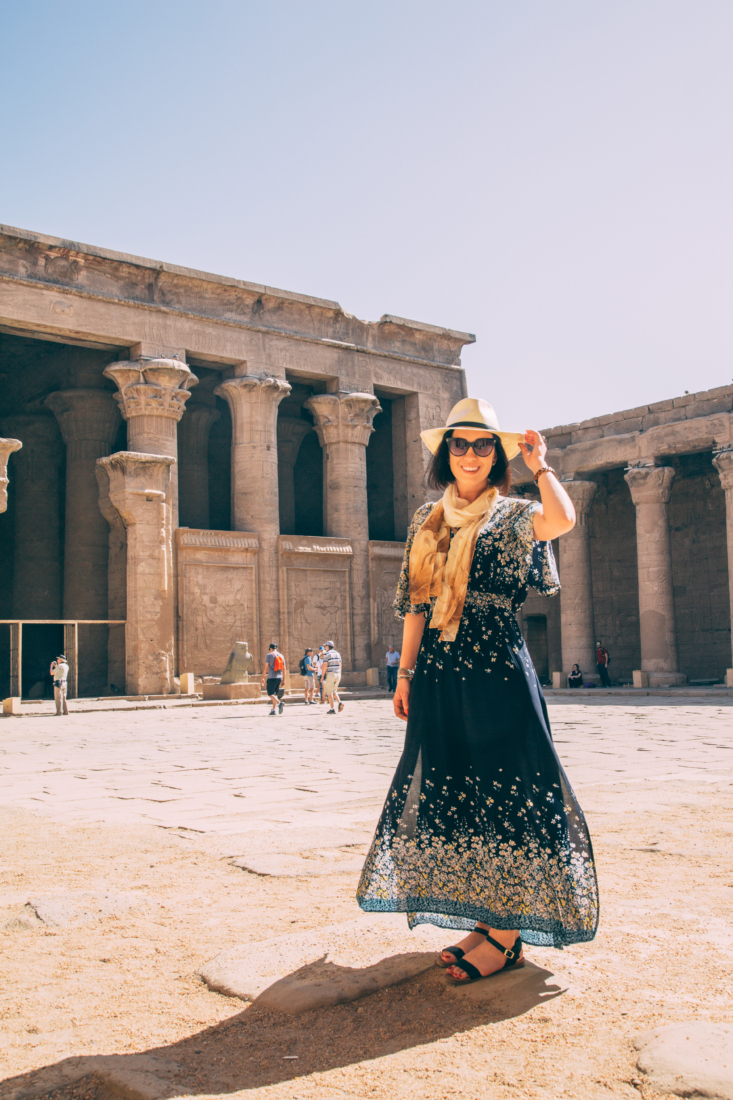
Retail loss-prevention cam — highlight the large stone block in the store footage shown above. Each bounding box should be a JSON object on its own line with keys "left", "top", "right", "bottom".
{"left": 176, "top": 529, "right": 260, "bottom": 678}
{"left": 278, "top": 534, "right": 353, "bottom": 670}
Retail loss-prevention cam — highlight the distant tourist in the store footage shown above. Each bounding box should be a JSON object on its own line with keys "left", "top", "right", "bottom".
{"left": 568, "top": 664, "right": 583, "bottom": 688}
{"left": 385, "top": 645, "right": 401, "bottom": 692}
{"left": 260, "top": 643, "right": 285, "bottom": 716}
{"left": 322, "top": 640, "right": 344, "bottom": 714}
{"left": 316, "top": 647, "right": 327, "bottom": 703}
{"left": 596, "top": 642, "right": 611, "bottom": 687}
{"left": 50, "top": 654, "right": 69, "bottom": 716}
{"left": 300, "top": 647, "right": 316, "bottom": 704}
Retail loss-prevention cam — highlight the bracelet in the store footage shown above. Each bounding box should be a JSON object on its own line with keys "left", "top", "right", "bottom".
{"left": 534, "top": 465, "right": 556, "bottom": 484}
{"left": 397, "top": 668, "right": 414, "bottom": 680}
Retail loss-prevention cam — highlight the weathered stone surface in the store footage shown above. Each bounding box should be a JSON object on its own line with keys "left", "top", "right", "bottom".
{"left": 634, "top": 1022, "right": 733, "bottom": 1099}
{"left": 6, "top": 891, "right": 151, "bottom": 929}
{"left": 219, "top": 640, "right": 254, "bottom": 684}
{"left": 0, "top": 436, "right": 21, "bottom": 512}
{"left": 234, "top": 852, "right": 365, "bottom": 877}
{"left": 197, "top": 915, "right": 447, "bottom": 1013}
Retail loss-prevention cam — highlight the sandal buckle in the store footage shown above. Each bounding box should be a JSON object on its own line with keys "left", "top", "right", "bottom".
{"left": 503, "top": 947, "right": 515, "bottom": 960}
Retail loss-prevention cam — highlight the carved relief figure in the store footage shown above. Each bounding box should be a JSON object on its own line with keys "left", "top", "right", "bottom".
{"left": 185, "top": 565, "right": 255, "bottom": 675}
{"left": 287, "top": 568, "right": 348, "bottom": 662}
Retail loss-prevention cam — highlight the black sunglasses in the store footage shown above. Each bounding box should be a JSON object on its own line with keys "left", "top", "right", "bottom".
{"left": 447, "top": 435, "right": 497, "bottom": 458}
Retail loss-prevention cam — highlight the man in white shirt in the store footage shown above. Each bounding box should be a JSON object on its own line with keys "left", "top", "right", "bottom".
{"left": 385, "top": 645, "right": 401, "bottom": 693}
{"left": 50, "top": 654, "right": 69, "bottom": 716}
{"left": 322, "top": 641, "right": 344, "bottom": 714}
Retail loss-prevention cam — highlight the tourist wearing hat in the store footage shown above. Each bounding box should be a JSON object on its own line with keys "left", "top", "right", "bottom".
{"left": 50, "top": 654, "right": 70, "bottom": 716}
{"left": 357, "top": 397, "right": 599, "bottom": 984}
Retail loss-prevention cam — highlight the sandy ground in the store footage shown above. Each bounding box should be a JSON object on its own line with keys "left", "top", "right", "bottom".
{"left": 1, "top": 699, "right": 732, "bottom": 1100}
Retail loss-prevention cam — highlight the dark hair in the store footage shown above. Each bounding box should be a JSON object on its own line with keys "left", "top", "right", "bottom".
{"left": 425, "top": 432, "right": 511, "bottom": 495}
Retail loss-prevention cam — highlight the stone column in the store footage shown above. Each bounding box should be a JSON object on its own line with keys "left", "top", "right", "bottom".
{"left": 277, "top": 417, "right": 312, "bottom": 535}
{"left": 178, "top": 404, "right": 220, "bottom": 530}
{"left": 305, "top": 392, "right": 382, "bottom": 670}
{"left": 46, "top": 390, "right": 121, "bottom": 695}
{"left": 214, "top": 374, "right": 291, "bottom": 658}
{"left": 96, "top": 464, "right": 127, "bottom": 693}
{"left": 559, "top": 480, "right": 598, "bottom": 683}
{"left": 624, "top": 465, "right": 686, "bottom": 686}
{"left": 0, "top": 416, "right": 64, "bottom": 619}
{"left": 712, "top": 448, "right": 733, "bottom": 686}
{"left": 0, "top": 438, "right": 22, "bottom": 512}
{"left": 96, "top": 452, "right": 175, "bottom": 696}
{"left": 103, "top": 358, "right": 197, "bottom": 526}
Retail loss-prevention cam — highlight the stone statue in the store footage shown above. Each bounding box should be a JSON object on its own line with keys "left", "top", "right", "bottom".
{"left": 219, "top": 640, "right": 254, "bottom": 684}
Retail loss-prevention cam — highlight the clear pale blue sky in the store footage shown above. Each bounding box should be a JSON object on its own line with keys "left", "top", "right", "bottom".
{"left": 2, "top": 1, "right": 732, "bottom": 429}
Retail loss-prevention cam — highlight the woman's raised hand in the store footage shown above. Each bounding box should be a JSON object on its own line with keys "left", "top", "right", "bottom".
{"left": 393, "top": 678, "right": 410, "bottom": 722}
{"left": 518, "top": 429, "right": 547, "bottom": 475}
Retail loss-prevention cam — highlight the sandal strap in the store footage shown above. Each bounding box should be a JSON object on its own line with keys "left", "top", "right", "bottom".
{"left": 453, "top": 958, "right": 481, "bottom": 982}
{"left": 442, "top": 946, "right": 465, "bottom": 961}
{"left": 485, "top": 932, "right": 522, "bottom": 962}
{"left": 473, "top": 926, "right": 489, "bottom": 937}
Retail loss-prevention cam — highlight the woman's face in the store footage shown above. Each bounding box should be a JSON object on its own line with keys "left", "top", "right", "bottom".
{"left": 448, "top": 428, "right": 497, "bottom": 493}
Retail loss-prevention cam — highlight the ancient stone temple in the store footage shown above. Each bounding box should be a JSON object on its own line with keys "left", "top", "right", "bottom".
{"left": 0, "top": 224, "right": 731, "bottom": 697}
{"left": 0, "top": 225, "right": 469, "bottom": 697}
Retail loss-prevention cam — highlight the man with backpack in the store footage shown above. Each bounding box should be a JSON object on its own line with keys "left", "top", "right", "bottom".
{"left": 260, "top": 643, "right": 286, "bottom": 715}
{"left": 300, "top": 648, "right": 316, "bottom": 704}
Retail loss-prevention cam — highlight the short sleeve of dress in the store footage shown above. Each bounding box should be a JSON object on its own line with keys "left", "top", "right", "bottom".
{"left": 393, "top": 502, "right": 437, "bottom": 621}
{"left": 512, "top": 499, "right": 561, "bottom": 597}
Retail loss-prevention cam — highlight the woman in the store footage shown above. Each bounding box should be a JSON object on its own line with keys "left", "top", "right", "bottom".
{"left": 357, "top": 398, "right": 598, "bottom": 984}
{"left": 568, "top": 663, "right": 584, "bottom": 688}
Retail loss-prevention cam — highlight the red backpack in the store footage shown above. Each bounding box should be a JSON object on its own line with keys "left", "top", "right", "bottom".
{"left": 273, "top": 653, "right": 285, "bottom": 672}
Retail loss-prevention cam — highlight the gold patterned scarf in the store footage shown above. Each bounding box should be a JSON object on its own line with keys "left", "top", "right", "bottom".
{"left": 408, "top": 483, "right": 499, "bottom": 642}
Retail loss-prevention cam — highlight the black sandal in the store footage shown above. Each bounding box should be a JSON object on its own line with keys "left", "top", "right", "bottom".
{"left": 436, "top": 925, "right": 490, "bottom": 969}
{"left": 445, "top": 932, "right": 524, "bottom": 984}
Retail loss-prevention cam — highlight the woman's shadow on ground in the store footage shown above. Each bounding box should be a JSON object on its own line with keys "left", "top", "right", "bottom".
{"left": 0, "top": 954, "right": 566, "bottom": 1099}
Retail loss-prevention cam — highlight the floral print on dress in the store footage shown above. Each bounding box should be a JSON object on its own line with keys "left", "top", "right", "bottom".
{"left": 357, "top": 495, "right": 598, "bottom": 948}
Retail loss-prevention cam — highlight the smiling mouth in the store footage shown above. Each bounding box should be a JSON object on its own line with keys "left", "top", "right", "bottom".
{"left": 461, "top": 465, "right": 481, "bottom": 473}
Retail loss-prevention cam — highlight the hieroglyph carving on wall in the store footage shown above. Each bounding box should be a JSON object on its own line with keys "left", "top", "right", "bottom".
{"left": 285, "top": 567, "right": 349, "bottom": 664}
{"left": 182, "top": 564, "right": 257, "bottom": 676}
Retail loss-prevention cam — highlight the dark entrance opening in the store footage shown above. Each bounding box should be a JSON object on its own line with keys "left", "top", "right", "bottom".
{"left": 367, "top": 396, "right": 395, "bottom": 541}
{"left": 22, "top": 623, "right": 63, "bottom": 700}
{"left": 524, "top": 615, "right": 549, "bottom": 682}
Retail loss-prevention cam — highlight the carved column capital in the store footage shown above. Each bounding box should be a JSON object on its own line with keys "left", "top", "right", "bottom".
{"left": 713, "top": 448, "right": 733, "bottom": 492}
{"left": 624, "top": 465, "right": 675, "bottom": 506}
{"left": 561, "top": 480, "right": 597, "bottom": 525}
{"left": 214, "top": 375, "right": 291, "bottom": 440}
{"left": 305, "top": 393, "right": 382, "bottom": 447}
{"left": 0, "top": 416, "right": 63, "bottom": 482}
{"left": 277, "top": 417, "right": 312, "bottom": 464}
{"left": 97, "top": 451, "right": 175, "bottom": 514}
{"left": 104, "top": 359, "right": 198, "bottom": 423}
{"left": 0, "top": 438, "right": 22, "bottom": 513}
{"left": 45, "top": 389, "right": 121, "bottom": 459}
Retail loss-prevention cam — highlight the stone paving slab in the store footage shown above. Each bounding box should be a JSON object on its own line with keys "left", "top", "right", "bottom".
{"left": 197, "top": 914, "right": 449, "bottom": 1013}
{"left": 0, "top": 699, "right": 731, "bottom": 843}
{"left": 634, "top": 1022, "right": 733, "bottom": 1099}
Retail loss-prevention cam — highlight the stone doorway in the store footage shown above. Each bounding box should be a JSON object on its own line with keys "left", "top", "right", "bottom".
{"left": 524, "top": 614, "right": 549, "bottom": 682}
{"left": 21, "top": 623, "right": 63, "bottom": 700}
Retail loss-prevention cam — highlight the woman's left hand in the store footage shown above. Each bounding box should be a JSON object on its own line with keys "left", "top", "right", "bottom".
{"left": 518, "top": 429, "right": 547, "bottom": 475}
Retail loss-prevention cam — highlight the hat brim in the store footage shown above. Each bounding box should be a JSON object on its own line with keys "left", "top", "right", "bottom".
{"left": 421, "top": 427, "right": 525, "bottom": 461}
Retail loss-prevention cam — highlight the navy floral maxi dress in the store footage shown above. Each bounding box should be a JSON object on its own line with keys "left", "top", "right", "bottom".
{"left": 357, "top": 496, "right": 599, "bottom": 948}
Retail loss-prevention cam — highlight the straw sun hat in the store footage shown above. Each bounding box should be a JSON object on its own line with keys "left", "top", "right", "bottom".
{"left": 420, "top": 398, "right": 525, "bottom": 461}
